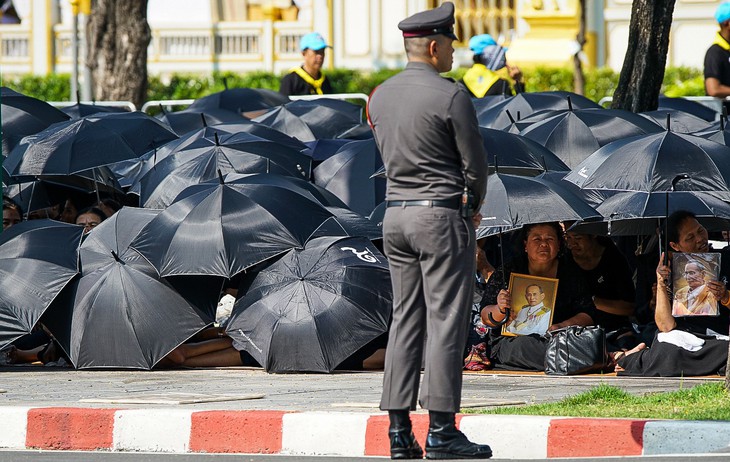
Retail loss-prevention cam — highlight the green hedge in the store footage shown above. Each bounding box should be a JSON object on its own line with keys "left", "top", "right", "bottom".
{"left": 1, "top": 66, "right": 708, "bottom": 107}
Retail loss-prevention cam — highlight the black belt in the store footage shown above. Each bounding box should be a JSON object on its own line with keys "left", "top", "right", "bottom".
{"left": 386, "top": 199, "right": 460, "bottom": 209}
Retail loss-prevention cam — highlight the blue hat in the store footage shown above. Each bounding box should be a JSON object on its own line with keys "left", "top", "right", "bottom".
{"left": 468, "top": 34, "right": 498, "bottom": 54}
{"left": 300, "top": 32, "right": 331, "bottom": 51}
{"left": 716, "top": 2, "right": 730, "bottom": 24}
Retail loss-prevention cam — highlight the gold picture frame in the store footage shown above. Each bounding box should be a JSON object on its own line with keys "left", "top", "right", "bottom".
{"left": 502, "top": 273, "right": 558, "bottom": 337}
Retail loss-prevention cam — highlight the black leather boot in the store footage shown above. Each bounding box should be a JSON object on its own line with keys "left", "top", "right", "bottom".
{"left": 388, "top": 410, "right": 423, "bottom": 459}
{"left": 425, "top": 411, "right": 492, "bottom": 459}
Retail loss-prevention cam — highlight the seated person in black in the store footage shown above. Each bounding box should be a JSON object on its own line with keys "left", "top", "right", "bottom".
{"left": 564, "top": 229, "right": 636, "bottom": 332}
{"left": 279, "top": 32, "right": 333, "bottom": 96}
{"left": 616, "top": 211, "right": 730, "bottom": 376}
{"left": 479, "top": 222, "right": 596, "bottom": 371}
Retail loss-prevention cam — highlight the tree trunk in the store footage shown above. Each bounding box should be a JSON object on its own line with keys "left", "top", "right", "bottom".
{"left": 86, "top": 0, "right": 150, "bottom": 109}
{"left": 610, "top": 0, "right": 676, "bottom": 113}
{"left": 572, "top": 0, "right": 586, "bottom": 96}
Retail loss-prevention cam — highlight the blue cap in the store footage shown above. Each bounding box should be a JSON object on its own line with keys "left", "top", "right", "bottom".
{"left": 299, "top": 32, "right": 331, "bottom": 51}
{"left": 717, "top": 2, "right": 730, "bottom": 24}
{"left": 468, "top": 34, "right": 498, "bottom": 54}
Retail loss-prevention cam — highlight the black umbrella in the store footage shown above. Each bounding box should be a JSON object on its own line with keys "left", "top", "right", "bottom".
{"left": 477, "top": 172, "right": 601, "bottom": 238}
{"left": 156, "top": 107, "right": 244, "bottom": 136}
{"left": 571, "top": 190, "right": 730, "bottom": 236}
{"left": 476, "top": 91, "right": 602, "bottom": 130}
{"left": 136, "top": 131, "right": 312, "bottom": 208}
{"left": 0, "top": 220, "right": 83, "bottom": 350}
{"left": 1, "top": 86, "right": 70, "bottom": 156}
{"left": 478, "top": 127, "right": 569, "bottom": 175}
{"left": 186, "top": 172, "right": 382, "bottom": 242}
{"left": 4, "top": 111, "right": 178, "bottom": 177}
{"left": 226, "top": 235, "right": 391, "bottom": 373}
{"left": 519, "top": 108, "right": 663, "bottom": 169}
{"left": 313, "top": 139, "right": 385, "bottom": 217}
{"left": 693, "top": 116, "right": 730, "bottom": 146}
{"left": 252, "top": 99, "right": 363, "bottom": 142}
{"left": 563, "top": 130, "right": 730, "bottom": 196}
{"left": 658, "top": 96, "right": 719, "bottom": 122}
{"left": 42, "top": 208, "right": 213, "bottom": 369}
{"left": 130, "top": 181, "right": 335, "bottom": 278}
{"left": 639, "top": 110, "right": 713, "bottom": 134}
{"left": 304, "top": 139, "right": 353, "bottom": 162}
{"left": 188, "top": 88, "right": 290, "bottom": 116}
{"left": 61, "top": 103, "right": 129, "bottom": 119}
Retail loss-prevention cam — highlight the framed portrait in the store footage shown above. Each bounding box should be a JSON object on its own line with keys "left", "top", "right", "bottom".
{"left": 502, "top": 273, "right": 559, "bottom": 337}
{"left": 671, "top": 253, "right": 721, "bottom": 317}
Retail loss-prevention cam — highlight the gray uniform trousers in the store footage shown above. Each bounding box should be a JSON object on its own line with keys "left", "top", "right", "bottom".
{"left": 380, "top": 205, "right": 476, "bottom": 413}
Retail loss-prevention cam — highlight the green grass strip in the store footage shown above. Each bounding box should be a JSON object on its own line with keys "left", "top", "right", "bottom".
{"left": 473, "top": 382, "right": 730, "bottom": 420}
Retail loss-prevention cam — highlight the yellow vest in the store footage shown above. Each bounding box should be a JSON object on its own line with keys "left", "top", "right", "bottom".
{"left": 290, "top": 67, "right": 326, "bottom": 95}
{"left": 714, "top": 32, "right": 730, "bottom": 51}
{"left": 462, "top": 64, "right": 502, "bottom": 98}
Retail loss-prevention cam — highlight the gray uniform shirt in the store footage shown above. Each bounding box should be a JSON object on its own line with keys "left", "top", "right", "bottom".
{"left": 368, "top": 61, "right": 488, "bottom": 205}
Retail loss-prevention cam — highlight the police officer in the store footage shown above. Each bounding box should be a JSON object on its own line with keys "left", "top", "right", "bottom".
{"left": 279, "top": 32, "right": 333, "bottom": 96}
{"left": 368, "top": 2, "right": 491, "bottom": 459}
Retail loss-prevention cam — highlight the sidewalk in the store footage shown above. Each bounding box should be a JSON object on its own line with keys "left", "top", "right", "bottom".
{"left": 0, "top": 366, "right": 727, "bottom": 458}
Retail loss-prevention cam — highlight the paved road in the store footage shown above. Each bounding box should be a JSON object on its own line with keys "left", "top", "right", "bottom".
{"left": 0, "top": 365, "right": 722, "bottom": 412}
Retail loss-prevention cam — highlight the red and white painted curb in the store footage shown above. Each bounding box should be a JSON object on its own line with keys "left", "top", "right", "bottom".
{"left": 0, "top": 407, "right": 728, "bottom": 457}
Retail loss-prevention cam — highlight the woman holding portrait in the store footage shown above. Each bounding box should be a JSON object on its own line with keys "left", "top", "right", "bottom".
{"left": 479, "top": 222, "right": 597, "bottom": 371}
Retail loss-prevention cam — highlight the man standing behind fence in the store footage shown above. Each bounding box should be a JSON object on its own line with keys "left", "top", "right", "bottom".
{"left": 279, "top": 32, "right": 333, "bottom": 96}
{"left": 367, "top": 2, "right": 491, "bottom": 459}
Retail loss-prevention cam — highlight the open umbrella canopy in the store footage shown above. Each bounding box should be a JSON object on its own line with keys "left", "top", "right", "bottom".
{"left": 131, "top": 181, "right": 335, "bottom": 278}
{"left": 639, "top": 110, "right": 713, "bottom": 134}
{"left": 518, "top": 108, "right": 663, "bottom": 169}
{"left": 253, "top": 99, "right": 363, "bottom": 142}
{"left": 226, "top": 235, "right": 391, "bottom": 373}
{"left": 0, "top": 219, "right": 83, "bottom": 350}
{"left": 1, "top": 86, "right": 70, "bottom": 156}
{"left": 188, "top": 88, "right": 290, "bottom": 116}
{"left": 658, "top": 96, "right": 719, "bottom": 122}
{"left": 61, "top": 103, "right": 129, "bottom": 120}
{"left": 4, "top": 111, "right": 178, "bottom": 177}
{"left": 476, "top": 91, "right": 602, "bottom": 130}
{"left": 693, "top": 117, "right": 730, "bottom": 146}
{"left": 478, "top": 127, "right": 569, "bottom": 175}
{"left": 477, "top": 172, "right": 601, "bottom": 238}
{"left": 313, "top": 139, "right": 385, "bottom": 217}
{"left": 571, "top": 190, "right": 730, "bottom": 236}
{"left": 42, "top": 207, "right": 214, "bottom": 370}
{"left": 156, "top": 107, "right": 244, "bottom": 136}
{"left": 563, "top": 130, "right": 730, "bottom": 196}
{"left": 136, "top": 130, "right": 312, "bottom": 208}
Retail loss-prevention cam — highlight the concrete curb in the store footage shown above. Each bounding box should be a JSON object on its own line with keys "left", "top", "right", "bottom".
{"left": 1, "top": 407, "right": 728, "bottom": 457}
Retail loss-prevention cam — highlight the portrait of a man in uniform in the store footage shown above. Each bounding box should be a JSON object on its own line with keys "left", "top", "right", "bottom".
{"left": 503, "top": 273, "right": 557, "bottom": 336}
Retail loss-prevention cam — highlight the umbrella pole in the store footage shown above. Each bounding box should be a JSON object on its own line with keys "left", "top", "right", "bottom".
{"left": 93, "top": 168, "right": 102, "bottom": 204}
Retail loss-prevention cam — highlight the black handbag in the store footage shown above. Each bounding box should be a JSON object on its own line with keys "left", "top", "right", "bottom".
{"left": 544, "top": 326, "right": 609, "bottom": 375}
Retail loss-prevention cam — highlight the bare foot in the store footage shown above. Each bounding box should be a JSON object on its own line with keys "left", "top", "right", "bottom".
{"left": 611, "top": 342, "right": 647, "bottom": 372}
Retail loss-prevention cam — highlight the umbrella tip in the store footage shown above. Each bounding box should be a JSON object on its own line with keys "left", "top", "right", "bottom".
{"left": 201, "top": 112, "right": 207, "bottom": 127}
{"left": 666, "top": 113, "right": 671, "bottom": 132}
{"left": 217, "top": 169, "right": 225, "bottom": 184}
{"left": 214, "top": 132, "right": 220, "bottom": 146}
{"left": 505, "top": 110, "right": 515, "bottom": 124}
{"left": 159, "top": 103, "right": 166, "bottom": 115}
{"left": 111, "top": 250, "right": 122, "bottom": 262}
{"left": 567, "top": 95, "right": 573, "bottom": 111}
{"left": 223, "top": 77, "right": 229, "bottom": 91}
